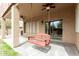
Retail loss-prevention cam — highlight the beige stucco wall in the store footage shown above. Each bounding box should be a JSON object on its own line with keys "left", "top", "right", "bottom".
{"left": 76, "top": 33, "right": 79, "bottom": 50}
{"left": 75, "top": 4, "right": 79, "bottom": 50}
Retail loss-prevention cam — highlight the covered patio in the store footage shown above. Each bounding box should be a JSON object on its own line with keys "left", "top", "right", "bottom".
{"left": 0, "top": 3, "right": 79, "bottom": 56}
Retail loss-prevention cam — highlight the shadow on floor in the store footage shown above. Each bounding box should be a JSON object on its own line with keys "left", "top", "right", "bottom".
{"left": 51, "top": 41, "right": 79, "bottom": 56}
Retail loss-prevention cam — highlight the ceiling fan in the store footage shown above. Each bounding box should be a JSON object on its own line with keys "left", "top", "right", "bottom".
{"left": 42, "top": 3, "right": 56, "bottom": 11}
{"left": 41, "top": 3, "right": 56, "bottom": 21}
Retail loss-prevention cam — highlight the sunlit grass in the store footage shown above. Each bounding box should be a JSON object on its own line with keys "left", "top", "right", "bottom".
{"left": 0, "top": 41, "right": 20, "bottom": 56}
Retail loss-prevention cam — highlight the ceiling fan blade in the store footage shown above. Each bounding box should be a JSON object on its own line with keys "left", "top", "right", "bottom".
{"left": 42, "top": 3, "right": 56, "bottom": 11}
{"left": 50, "top": 6, "right": 55, "bottom": 8}
{"left": 42, "top": 5, "right": 47, "bottom": 7}
{"left": 48, "top": 3, "right": 53, "bottom": 5}
{"left": 41, "top": 8, "right": 46, "bottom": 11}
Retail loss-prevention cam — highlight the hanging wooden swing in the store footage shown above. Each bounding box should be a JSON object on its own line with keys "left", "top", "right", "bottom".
{"left": 28, "top": 3, "right": 51, "bottom": 47}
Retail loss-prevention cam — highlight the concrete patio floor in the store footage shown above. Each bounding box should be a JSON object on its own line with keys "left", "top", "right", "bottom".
{"left": 15, "top": 42, "right": 68, "bottom": 56}
{"left": 2, "top": 35, "right": 79, "bottom": 56}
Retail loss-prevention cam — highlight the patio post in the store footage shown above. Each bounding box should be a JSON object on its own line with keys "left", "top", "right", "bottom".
{"left": 0, "top": 17, "right": 6, "bottom": 39}
{"left": 11, "top": 5, "right": 20, "bottom": 47}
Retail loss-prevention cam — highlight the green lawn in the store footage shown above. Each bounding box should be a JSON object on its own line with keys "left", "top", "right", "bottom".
{"left": 0, "top": 41, "right": 20, "bottom": 56}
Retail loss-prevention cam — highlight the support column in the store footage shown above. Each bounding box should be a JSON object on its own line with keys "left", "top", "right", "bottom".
{"left": 11, "top": 5, "right": 20, "bottom": 47}
{"left": 0, "top": 17, "right": 6, "bottom": 39}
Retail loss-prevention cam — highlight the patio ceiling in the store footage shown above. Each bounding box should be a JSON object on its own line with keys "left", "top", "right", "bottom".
{"left": 4, "top": 3, "right": 75, "bottom": 20}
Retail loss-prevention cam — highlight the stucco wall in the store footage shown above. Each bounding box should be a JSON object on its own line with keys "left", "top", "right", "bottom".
{"left": 75, "top": 4, "right": 79, "bottom": 50}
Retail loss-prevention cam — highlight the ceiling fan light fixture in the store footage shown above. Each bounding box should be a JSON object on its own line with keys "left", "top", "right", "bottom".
{"left": 46, "top": 6, "right": 50, "bottom": 10}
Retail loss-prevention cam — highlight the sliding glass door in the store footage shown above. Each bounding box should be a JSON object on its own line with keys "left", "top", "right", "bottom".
{"left": 45, "top": 20, "right": 62, "bottom": 40}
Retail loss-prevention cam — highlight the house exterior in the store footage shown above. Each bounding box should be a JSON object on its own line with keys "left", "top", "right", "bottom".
{"left": 0, "top": 3, "right": 79, "bottom": 51}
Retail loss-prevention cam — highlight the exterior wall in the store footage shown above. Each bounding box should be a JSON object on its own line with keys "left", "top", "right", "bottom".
{"left": 55, "top": 8, "right": 75, "bottom": 44}
{"left": 76, "top": 33, "right": 79, "bottom": 50}
{"left": 75, "top": 4, "right": 79, "bottom": 50}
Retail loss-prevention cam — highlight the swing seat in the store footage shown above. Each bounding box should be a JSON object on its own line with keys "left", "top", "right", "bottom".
{"left": 28, "top": 33, "right": 51, "bottom": 47}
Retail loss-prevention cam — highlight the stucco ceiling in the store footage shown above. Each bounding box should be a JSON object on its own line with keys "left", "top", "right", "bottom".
{"left": 4, "top": 3, "right": 75, "bottom": 20}
{"left": 17, "top": 3, "right": 42, "bottom": 20}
